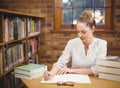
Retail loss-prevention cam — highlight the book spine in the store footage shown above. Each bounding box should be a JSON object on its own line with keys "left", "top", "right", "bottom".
{"left": 15, "top": 69, "right": 45, "bottom": 75}
{"left": 15, "top": 72, "right": 43, "bottom": 80}
{"left": 98, "top": 66, "right": 120, "bottom": 75}
{"left": 99, "top": 73, "right": 120, "bottom": 82}
{"left": 97, "top": 59, "right": 120, "bottom": 68}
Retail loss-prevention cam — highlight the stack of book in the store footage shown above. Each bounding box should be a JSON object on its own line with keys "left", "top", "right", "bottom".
{"left": 15, "top": 63, "right": 47, "bottom": 80}
{"left": 97, "top": 56, "right": 120, "bottom": 81}
{"left": 97, "top": 56, "right": 120, "bottom": 82}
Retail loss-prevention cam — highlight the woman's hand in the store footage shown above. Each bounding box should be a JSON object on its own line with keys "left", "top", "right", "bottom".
{"left": 57, "top": 67, "right": 72, "bottom": 75}
{"left": 43, "top": 67, "right": 73, "bottom": 80}
{"left": 43, "top": 71, "right": 53, "bottom": 80}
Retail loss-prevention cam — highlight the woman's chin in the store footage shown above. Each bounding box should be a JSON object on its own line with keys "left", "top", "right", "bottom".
{"left": 81, "top": 40, "right": 85, "bottom": 44}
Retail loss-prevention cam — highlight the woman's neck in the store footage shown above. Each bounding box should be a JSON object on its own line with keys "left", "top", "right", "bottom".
{"left": 83, "top": 37, "right": 94, "bottom": 55}
{"left": 84, "top": 37, "right": 94, "bottom": 47}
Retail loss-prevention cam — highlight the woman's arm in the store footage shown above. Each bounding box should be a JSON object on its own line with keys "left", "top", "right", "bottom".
{"left": 91, "top": 40, "right": 107, "bottom": 75}
{"left": 43, "top": 65, "right": 68, "bottom": 80}
{"left": 67, "top": 68, "right": 94, "bottom": 75}
{"left": 48, "top": 67, "right": 94, "bottom": 76}
{"left": 43, "top": 40, "right": 72, "bottom": 80}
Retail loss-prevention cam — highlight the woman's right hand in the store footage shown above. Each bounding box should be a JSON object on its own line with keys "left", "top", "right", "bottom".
{"left": 43, "top": 71, "right": 53, "bottom": 80}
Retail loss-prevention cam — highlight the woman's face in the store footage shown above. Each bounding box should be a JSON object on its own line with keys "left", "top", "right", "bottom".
{"left": 76, "top": 22, "right": 94, "bottom": 45}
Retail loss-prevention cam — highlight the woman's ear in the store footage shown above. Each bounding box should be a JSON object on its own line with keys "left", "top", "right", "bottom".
{"left": 91, "top": 26, "right": 95, "bottom": 32}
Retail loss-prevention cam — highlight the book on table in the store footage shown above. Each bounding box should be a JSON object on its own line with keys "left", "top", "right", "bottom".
{"left": 98, "top": 66, "right": 120, "bottom": 82}
{"left": 97, "top": 56, "right": 120, "bottom": 68}
{"left": 99, "top": 73, "right": 120, "bottom": 82}
{"left": 98, "top": 66, "right": 120, "bottom": 75}
{"left": 15, "top": 72, "right": 43, "bottom": 80}
{"left": 15, "top": 63, "right": 47, "bottom": 75}
{"left": 97, "top": 56, "right": 120, "bottom": 82}
{"left": 15, "top": 63, "right": 47, "bottom": 80}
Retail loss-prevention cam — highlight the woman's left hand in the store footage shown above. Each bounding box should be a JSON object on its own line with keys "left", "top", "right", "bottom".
{"left": 56, "top": 67, "right": 71, "bottom": 75}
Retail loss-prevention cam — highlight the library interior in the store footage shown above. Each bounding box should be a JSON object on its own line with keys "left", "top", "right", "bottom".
{"left": 0, "top": 0, "right": 120, "bottom": 88}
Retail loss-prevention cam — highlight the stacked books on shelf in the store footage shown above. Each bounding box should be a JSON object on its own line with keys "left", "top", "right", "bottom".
{"left": 15, "top": 63, "right": 47, "bottom": 80}
{"left": 0, "top": 48, "right": 3, "bottom": 76}
{"left": 97, "top": 56, "right": 120, "bottom": 82}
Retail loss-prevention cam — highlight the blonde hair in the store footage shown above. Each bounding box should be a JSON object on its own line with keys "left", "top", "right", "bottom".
{"left": 77, "top": 11, "right": 96, "bottom": 28}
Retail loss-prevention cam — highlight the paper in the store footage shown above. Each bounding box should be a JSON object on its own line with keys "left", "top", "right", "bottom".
{"left": 40, "top": 74, "right": 91, "bottom": 84}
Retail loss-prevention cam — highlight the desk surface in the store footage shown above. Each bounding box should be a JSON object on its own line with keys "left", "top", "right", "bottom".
{"left": 22, "top": 76, "right": 120, "bottom": 88}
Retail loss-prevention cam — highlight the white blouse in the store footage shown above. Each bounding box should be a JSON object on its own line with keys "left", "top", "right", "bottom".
{"left": 54, "top": 37, "right": 107, "bottom": 75}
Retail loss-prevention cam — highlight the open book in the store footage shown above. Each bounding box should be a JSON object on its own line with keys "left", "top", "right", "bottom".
{"left": 40, "top": 74, "right": 91, "bottom": 84}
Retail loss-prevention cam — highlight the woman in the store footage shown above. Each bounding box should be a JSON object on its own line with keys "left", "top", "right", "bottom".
{"left": 44, "top": 11, "right": 107, "bottom": 80}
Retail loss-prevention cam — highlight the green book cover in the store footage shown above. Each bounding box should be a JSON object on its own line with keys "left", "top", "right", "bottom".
{"left": 16, "top": 64, "right": 44, "bottom": 70}
{"left": 15, "top": 64, "right": 46, "bottom": 74}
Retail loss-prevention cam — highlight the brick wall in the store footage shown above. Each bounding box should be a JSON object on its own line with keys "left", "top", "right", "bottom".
{"left": 0, "top": 0, "right": 120, "bottom": 70}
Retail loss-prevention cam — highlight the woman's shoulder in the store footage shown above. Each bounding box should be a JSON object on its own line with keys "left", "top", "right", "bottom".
{"left": 94, "top": 38, "right": 107, "bottom": 45}
{"left": 68, "top": 37, "right": 81, "bottom": 43}
{"left": 67, "top": 37, "right": 82, "bottom": 45}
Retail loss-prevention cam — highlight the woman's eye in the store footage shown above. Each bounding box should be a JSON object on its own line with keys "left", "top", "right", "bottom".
{"left": 81, "top": 31, "right": 86, "bottom": 34}
{"left": 77, "top": 30, "right": 86, "bottom": 35}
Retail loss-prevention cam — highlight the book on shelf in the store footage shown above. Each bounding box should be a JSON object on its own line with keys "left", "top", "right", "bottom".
{"left": 15, "top": 63, "right": 47, "bottom": 75}
{"left": 4, "top": 42, "right": 26, "bottom": 72}
{"left": 0, "top": 9, "right": 44, "bottom": 87}
{"left": 28, "top": 37, "right": 40, "bottom": 56}
{"left": 0, "top": 50, "right": 3, "bottom": 75}
{"left": 4, "top": 17, "right": 26, "bottom": 42}
{"left": 27, "top": 17, "right": 41, "bottom": 37}
{"left": 28, "top": 55, "right": 38, "bottom": 64}
{"left": 1, "top": 71, "right": 25, "bottom": 88}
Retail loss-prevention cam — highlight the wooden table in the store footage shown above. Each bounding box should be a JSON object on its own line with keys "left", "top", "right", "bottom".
{"left": 22, "top": 76, "right": 120, "bottom": 88}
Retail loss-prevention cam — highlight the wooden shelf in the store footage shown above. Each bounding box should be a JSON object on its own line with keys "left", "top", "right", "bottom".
{"left": 27, "top": 33, "right": 40, "bottom": 39}
{"left": 0, "top": 43, "right": 3, "bottom": 46}
{"left": 4, "top": 37, "right": 27, "bottom": 45}
{"left": 0, "top": 9, "right": 44, "bottom": 79}
{"left": 0, "top": 9, "right": 45, "bottom": 18}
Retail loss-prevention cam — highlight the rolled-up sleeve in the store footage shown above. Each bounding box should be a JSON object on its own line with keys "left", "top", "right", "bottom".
{"left": 53, "top": 40, "right": 72, "bottom": 68}
{"left": 91, "top": 40, "right": 107, "bottom": 75}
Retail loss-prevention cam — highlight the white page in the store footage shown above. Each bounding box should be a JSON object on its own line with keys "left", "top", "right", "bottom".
{"left": 40, "top": 74, "right": 91, "bottom": 84}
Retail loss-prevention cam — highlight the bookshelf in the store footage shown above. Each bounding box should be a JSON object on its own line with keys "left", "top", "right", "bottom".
{"left": 0, "top": 9, "right": 44, "bottom": 79}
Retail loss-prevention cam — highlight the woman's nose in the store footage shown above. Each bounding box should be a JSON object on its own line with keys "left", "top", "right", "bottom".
{"left": 78, "top": 33, "right": 83, "bottom": 37}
